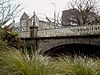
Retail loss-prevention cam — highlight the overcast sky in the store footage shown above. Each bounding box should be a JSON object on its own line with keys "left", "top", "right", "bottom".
{"left": 18, "top": 0, "right": 68, "bottom": 18}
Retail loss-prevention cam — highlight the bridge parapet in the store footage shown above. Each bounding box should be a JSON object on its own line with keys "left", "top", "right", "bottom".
{"left": 37, "top": 25, "right": 100, "bottom": 37}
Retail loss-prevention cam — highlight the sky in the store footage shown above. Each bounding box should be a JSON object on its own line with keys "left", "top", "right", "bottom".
{"left": 17, "top": 0, "right": 68, "bottom": 19}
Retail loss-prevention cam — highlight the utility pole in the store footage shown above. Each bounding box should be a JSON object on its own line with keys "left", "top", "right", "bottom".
{"left": 52, "top": 2, "right": 56, "bottom": 28}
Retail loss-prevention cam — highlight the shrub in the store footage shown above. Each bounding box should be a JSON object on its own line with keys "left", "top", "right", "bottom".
{"left": 0, "top": 26, "right": 8, "bottom": 49}
{"left": 3, "top": 31, "right": 21, "bottom": 49}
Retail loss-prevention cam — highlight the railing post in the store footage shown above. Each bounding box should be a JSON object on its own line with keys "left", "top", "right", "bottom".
{"left": 30, "top": 26, "right": 38, "bottom": 38}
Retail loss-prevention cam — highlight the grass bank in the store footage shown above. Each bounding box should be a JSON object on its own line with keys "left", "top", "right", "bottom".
{"left": 0, "top": 49, "right": 100, "bottom": 75}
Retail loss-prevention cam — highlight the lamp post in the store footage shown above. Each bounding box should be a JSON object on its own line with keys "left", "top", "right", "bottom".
{"left": 33, "top": 12, "right": 36, "bottom": 26}
{"left": 52, "top": 2, "right": 56, "bottom": 28}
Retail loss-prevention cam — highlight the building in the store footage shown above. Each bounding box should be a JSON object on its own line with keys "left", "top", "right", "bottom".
{"left": 61, "top": 9, "right": 98, "bottom": 26}
{"left": 14, "top": 12, "right": 55, "bottom": 32}
{"left": 61, "top": 9, "right": 78, "bottom": 26}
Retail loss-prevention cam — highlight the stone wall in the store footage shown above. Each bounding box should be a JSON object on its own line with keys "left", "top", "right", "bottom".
{"left": 37, "top": 35, "right": 100, "bottom": 53}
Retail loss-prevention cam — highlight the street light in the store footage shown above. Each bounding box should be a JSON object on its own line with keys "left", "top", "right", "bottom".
{"left": 52, "top": 2, "right": 56, "bottom": 28}
{"left": 32, "top": 12, "right": 36, "bottom": 26}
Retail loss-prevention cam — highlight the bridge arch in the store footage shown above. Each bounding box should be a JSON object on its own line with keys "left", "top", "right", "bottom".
{"left": 39, "top": 37, "right": 100, "bottom": 54}
{"left": 42, "top": 43, "right": 100, "bottom": 57}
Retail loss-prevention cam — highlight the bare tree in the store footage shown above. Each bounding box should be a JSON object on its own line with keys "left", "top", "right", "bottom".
{"left": 66, "top": 0, "right": 100, "bottom": 25}
{"left": 0, "top": 0, "right": 22, "bottom": 25}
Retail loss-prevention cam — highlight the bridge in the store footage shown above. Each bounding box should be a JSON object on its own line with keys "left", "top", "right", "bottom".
{"left": 20, "top": 25, "right": 100, "bottom": 57}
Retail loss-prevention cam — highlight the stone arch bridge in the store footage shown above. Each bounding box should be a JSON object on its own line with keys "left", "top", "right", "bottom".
{"left": 21, "top": 25, "right": 100, "bottom": 56}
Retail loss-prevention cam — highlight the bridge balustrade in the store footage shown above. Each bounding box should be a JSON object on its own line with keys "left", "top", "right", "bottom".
{"left": 37, "top": 25, "right": 100, "bottom": 37}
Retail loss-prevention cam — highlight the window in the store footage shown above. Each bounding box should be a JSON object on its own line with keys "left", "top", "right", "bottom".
{"left": 21, "top": 20, "right": 27, "bottom": 26}
{"left": 21, "top": 27, "right": 26, "bottom": 31}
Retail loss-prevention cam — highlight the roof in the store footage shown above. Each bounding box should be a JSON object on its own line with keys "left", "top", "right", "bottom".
{"left": 14, "top": 22, "right": 20, "bottom": 27}
{"left": 20, "top": 12, "right": 29, "bottom": 20}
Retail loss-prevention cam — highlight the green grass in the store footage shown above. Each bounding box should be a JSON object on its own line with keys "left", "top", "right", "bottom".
{"left": 1, "top": 48, "right": 100, "bottom": 75}
{"left": 55, "top": 56, "right": 98, "bottom": 75}
{"left": 0, "top": 49, "right": 58, "bottom": 75}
